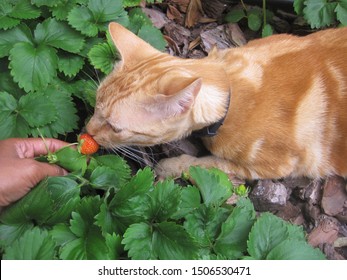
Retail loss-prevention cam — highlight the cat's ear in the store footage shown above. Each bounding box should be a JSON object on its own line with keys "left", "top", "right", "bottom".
{"left": 108, "top": 22, "right": 160, "bottom": 64}
{"left": 152, "top": 73, "right": 202, "bottom": 117}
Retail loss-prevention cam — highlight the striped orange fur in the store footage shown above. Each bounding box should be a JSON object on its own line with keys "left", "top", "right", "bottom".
{"left": 86, "top": 23, "right": 347, "bottom": 179}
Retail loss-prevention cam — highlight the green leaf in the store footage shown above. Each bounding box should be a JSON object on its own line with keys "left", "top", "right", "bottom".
{"left": 44, "top": 177, "right": 81, "bottom": 225}
{"left": 90, "top": 166, "right": 120, "bottom": 190}
{"left": 53, "top": 146, "right": 87, "bottom": 173}
{"left": 50, "top": 224, "right": 77, "bottom": 247}
{"left": 95, "top": 203, "right": 126, "bottom": 235}
{"left": 9, "top": 42, "right": 58, "bottom": 92}
{"left": 88, "top": 42, "right": 116, "bottom": 74}
{"left": 3, "top": 227, "right": 56, "bottom": 260}
{"left": 0, "top": 92, "right": 30, "bottom": 139}
{"left": 0, "top": 17, "right": 19, "bottom": 30}
{"left": 247, "top": 212, "right": 289, "bottom": 259}
{"left": 8, "top": 0, "right": 41, "bottom": 20}
{"left": 105, "top": 233, "right": 123, "bottom": 260}
{"left": 189, "top": 166, "right": 232, "bottom": 207}
{"left": 61, "top": 196, "right": 109, "bottom": 260}
{"left": 58, "top": 53, "right": 85, "bottom": 77}
{"left": 128, "top": 8, "right": 153, "bottom": 33}
{"left": 214, "top": 198, "right": 256, "bottom": 259}
{"left": 303, "top": 0, "right": 337, "bottom": 28}
{"left": 71, "top": 79, "right": 97, "bottom": 107}
{"left": 79, "top": 36, "right": 104, "bottom": 57}
{"left": 111, "top": 167, "right": 154, "bottom": 209}
{"left": 34, "top": 87, "right": 78, "bottom": 137}
{"left": 286, "top": 223, "right": 306, "bottom": 241}
{"left": 294, "top": 0, "right": 305, "bottom": 15}
{"left": 147, "top": 180, "right": 181, "bottom": 222}
{"left": 0, "top": 91, "right": 17, "bottom": 119}
{"left": 266, "top": 240, "right": 326, "bottom": 260}
{"left": 88, "top": 0, "right": 126, "bottom": 22}
{"left": 262, "top": 24, "right": 273, "bottom": 38}
{"left": 50, "top": 0, "right": 76, "bottom": 20}
{"left": 0, "top": 24, "right": 33, "bottom": 58}
{"left": 0, "top": 1, "right": 40, "bottom": 30}
{"left": 91, "top": 155, "right": 131, "bottom": 185}
{"left": 225, "top": 8, "right": 246, "bottom": 23}
{"left": 335, "top": 2, "right": 347, "bottom": 26}
{"left": 70, "top": 196, "right": 102, "bottom": 237}
{"left": 59, "top": 238, "right": 85, "bottom": 259}
{"left": 18, "top": 91, "right": 57, "bottom": 127}
{"left": 68, "top": 6, "right": 98, "bottom": 37}
{"left": 171, "top": 186, "right": 200, "bottom": 219}
{"left": 0, "top": 107, "right": 30, "bottom": 140}
{"left": 153, "top": 222, "right": 198, "bottom": 260}
{"left": 34, "top": 18, "right": 85, "bottom": 53}
{"left": 0, "top": 2, "right": 20, "bottom": 30}
{"left": 0, "top": 69, "right": 26, "bottom": 99}
{"left": 123, "top": 0, "right": 142, "bottom": 7}
{"left": 110, "top": 168, "right": 154, "bottom": 225}
{"left": 122, "top": 222, "right": 156, "bottom": 260}
{"left": 31, "top": 0, "right": 59, "bottom": 7}
{"left": 0, "top": 178, "right": 52, "bottom": 224}
{"left": 68, "top": 0, "right": 129, "bottom": 37}
{"left": 184, "top": 204, "right": 230, "bottom": 249}
{"left": 248, "top": 12, "right": 262, "bottom": 31}
{"left": 0, "top": 223, "right": 33, "bottom": 247}
{"left": 138, "top": 25, "right": 166, "bottom": 51}
{"left": 0, "top": 177, "right": 80, "bottom": 226}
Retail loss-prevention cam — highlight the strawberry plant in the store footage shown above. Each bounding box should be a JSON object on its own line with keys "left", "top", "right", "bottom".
{"left": 294, "top": 0, "right": 347, "bottom": 28}
{"left": 225, "top": 0, "right": 275, "bottom": 37}
{"left": 0, "top": 146, "right": 325, "bottom": 260}
{"left": 0, "top": 0, "right": 166, "bottom": 140}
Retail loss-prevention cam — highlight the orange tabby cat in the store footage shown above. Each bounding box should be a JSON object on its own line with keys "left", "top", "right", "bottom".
{"left": 86, "top": 22, "right": 347, "bottom": 180}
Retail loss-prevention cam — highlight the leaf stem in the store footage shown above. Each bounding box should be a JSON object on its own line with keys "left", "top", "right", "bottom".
{"left": 263, "top": 0, "right": 267, "bottom": 26}
{"left": 37, "top": 128, "right": 50, "bottom": 155}
{"left": 240, "top": 0, "right": 247, "bottom": 12}
{"left": 69, "top": 173, "right": 90, "bottom": 188}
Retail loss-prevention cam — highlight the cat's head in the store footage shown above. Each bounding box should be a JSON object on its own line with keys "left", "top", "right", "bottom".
{"left": 86, "top": 23, "right": 203, "bottom": 148}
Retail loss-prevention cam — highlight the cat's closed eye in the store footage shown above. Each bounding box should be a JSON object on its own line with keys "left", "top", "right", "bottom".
{"left": 106, "top": 121, "right": 122, "bottom": 133}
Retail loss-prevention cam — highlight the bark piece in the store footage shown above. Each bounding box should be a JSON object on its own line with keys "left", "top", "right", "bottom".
{"left": 308, "top": 215, "right": 339, "bottom": 247}
{"left": 200, "top": 0, "right": 229, "bottom": 18}
{"left": 200, "top": 23, "right": 246, "bottom": 52}
{"left": 163, "top": 22, "right": 191, "bottom": 56}
{"left": 142, "top": 7, "right": 169, "bottom": 29}
{"left": 321, "top": 176, "right": 347, "bottom": 222}
{"left": 249, "top": 179, "right": 288, "bottom": 212}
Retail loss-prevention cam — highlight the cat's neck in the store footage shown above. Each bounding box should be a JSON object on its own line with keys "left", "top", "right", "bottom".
{"left": 185, "top": 59, "right": 231, "bottom": 132}
{"left": 192, "top": 84, "right": 230, "bottom": 128}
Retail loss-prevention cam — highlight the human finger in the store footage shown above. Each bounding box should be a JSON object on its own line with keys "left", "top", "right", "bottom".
{"left": 14, "top": 138, "right": 70, "bottom": 158}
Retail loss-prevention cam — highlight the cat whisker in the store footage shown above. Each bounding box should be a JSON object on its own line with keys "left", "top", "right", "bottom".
{"left": 111, "top": 145, "right": 153, "bottom": 167}
{"left": 126, "top": 146, "right": 159, "bottom": 166}
{"left": 81, "top": 69, "right": 100, "bottom": 89}
{"left": 93, "top": 68, "right": 102, "bottom": 85}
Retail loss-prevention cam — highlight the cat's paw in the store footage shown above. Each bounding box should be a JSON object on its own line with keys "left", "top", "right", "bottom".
{"left": 155, "top": 154, "right": 197, "bottom": 179}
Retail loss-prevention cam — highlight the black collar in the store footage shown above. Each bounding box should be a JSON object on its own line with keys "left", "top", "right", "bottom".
{"left": 191, "top": 92, "right": 230, "bottom": 138}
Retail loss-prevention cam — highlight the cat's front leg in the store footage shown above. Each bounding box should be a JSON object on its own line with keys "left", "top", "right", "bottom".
{"left": 155, "top": 154, "right": 199, "bottom": 179}
{"left": 155, "top": 154, "right": 239, "bottom": 179}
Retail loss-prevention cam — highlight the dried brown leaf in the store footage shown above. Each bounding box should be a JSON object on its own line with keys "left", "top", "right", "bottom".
{"left": 167, "top": 4, "right": 184, "bottom": 23}
{"left": 185, "top": 0, "right": 203, "bottom": 28}
{"left": 170, "top": 0, "right": 190, "bottom": 13}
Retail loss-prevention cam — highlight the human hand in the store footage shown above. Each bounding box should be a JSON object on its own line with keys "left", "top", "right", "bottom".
{"left": 0, "top": 138, "right": 69, "bottom": 207}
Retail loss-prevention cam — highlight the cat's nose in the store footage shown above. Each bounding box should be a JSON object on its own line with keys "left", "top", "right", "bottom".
{"left": 85, "top": 123, "right": 95, "bottom": 137}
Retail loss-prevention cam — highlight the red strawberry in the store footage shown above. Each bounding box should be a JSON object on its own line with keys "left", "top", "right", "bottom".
{"left": 79, "top": 133, "right": 99, "bottom": 155}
